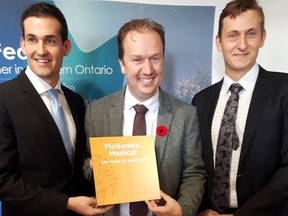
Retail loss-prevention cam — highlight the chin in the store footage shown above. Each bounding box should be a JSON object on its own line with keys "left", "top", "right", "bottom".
{"left": 142, "top": 90, "right": 157, "bottom": 98}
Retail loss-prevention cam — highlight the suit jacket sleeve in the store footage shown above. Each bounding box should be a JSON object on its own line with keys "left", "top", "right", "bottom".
{"left": 82, "top": 90, "right": 124, "bottom": 182}
{"left": 82, "top": 102, "right": 95, "bottom": 182}
{"left": 177, "top": 107, "right": 206, "bottom": 216}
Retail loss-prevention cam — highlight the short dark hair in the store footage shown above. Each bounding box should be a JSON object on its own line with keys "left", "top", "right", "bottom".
{"left": 20, "top": 3, "right": 68, "bottom": 43}
{"left": 218, "top": 0, "right": 265, "bottom": 39}
{"left": 117, "top": 18, "right": 165, "bottom": 61}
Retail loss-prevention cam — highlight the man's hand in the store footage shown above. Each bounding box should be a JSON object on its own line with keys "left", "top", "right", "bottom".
{"left": 90, "top": 159, "right": 93, "bottom": 169}
{"left": 145, "top": 190, "right": 182, "bottom": 216}
{"left": 197, "top": 209, "right": 233, "bottom": 216}
{"left": 67, "top": 196, "right": 113, "bottom": 216}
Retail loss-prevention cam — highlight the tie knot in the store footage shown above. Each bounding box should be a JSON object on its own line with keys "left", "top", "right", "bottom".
{"left": 47, "top": 89, "right": 59, "bottom": 101}
{"left": 133, "top": 104, "right": 148, "bottom": 114}
{"left": 229, "top": 83, "right": 243, "bottom": 94}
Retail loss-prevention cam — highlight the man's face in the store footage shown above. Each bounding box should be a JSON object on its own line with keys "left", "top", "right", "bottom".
{"left": 20, "top": 16, "right": 71, "bottom": 87}
{"left": 216, "top": 10, "right": 266, "bottom": 80}
{"left": 119, "top": 30, "right": 164, "bottom": 102}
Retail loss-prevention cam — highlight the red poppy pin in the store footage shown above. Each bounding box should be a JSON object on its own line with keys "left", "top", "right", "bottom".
{"left": 156, "top": 125, "right": 168, "bottom": 137}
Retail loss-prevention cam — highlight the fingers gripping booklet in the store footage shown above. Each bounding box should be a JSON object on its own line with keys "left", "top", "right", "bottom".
{"left": 89, "top": 136, "right": 161, "bottom": 206}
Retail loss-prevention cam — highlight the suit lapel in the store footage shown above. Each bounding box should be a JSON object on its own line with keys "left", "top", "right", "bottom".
{"left": 201, "top": 81, "right": 222, "bottom": 176}
{"left": 63, "top": 86, "right": 79, "bottom": 125}
{"left": 101, "top": 88, "right": 125, "bottom": 137}
{"left": 111, "top": 89, "right": 125, "bottom": 135}
{"left": 155, "top": 90, "right": 173, "bottom": 166}
{"left": 239, "top": 67, "right": 271, "bottom": 170}
{"left": 18, "top": 71, "right": 52, "bottom": 118}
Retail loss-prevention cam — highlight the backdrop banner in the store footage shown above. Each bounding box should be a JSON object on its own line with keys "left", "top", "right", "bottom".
{"left": 0, "top": 0, "right": 215, "bottom": 104}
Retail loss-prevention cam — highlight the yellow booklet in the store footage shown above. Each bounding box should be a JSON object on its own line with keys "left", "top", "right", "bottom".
{"left": 90, "top": 136, "right": 160, "bottom": 206}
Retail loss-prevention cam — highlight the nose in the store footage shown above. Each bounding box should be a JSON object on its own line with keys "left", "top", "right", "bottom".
{"left": 142, "top": 59, "right": 153, "bottom": 75}
{"left": 36, "top": 41, "right": 47, "bottom": 55}
{"left": 238, "top": 35, "right": 247, "bottom": 51}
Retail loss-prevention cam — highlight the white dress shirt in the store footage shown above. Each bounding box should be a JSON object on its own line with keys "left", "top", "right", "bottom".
{"left": 211, "top": 63, "right": 259, "bottom": 207}
{"left": 25, "top": 66, "right": 76, "bottom": 151}
{"left": 120, "top": 85, "right": 159, "bottom": 216}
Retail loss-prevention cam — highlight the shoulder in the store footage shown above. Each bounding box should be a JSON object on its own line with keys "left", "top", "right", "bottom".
{"left": 0, "top": 79, "right": 16, "bottom": 93}
{"left": 192, "top": 80, "right": 222, "bottom": 104}
{"left": 87, "top": 89, "right": 123, "bottom": 109}
{"left": 261, "top": 70, "right": 288, "bottom": 82}
{"left": 259, "top": 65, "right": 288, "bottom": 77}
{"left": 0, "top": 70, "right": 26, "bottom": 89}
{"left": 257, "top": 66, "right": 288, "bottom": 89}
{"left": 62, "top": 85, "right": 84, "bottom": 104}
{"left": 159, "top": 90, "right": 197, "bottom": 114}
{"left": 0, "top": 71, "right": 27, "bottom": 99}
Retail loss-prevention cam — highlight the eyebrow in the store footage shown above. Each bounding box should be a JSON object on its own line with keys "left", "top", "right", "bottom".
{"left": 25, "top": 34, "right": 57, "bottom": 38}
{"left": 227, "top": 27, "right": 257, "bottom": 34}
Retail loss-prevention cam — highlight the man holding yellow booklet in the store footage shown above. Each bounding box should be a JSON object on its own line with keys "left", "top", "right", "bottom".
{"left": 83, "top": 18, "right": 206, "bottom": 216}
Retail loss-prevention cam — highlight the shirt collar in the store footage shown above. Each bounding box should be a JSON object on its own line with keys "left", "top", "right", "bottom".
{"left": 25, "top": 66, "right": 63, "bottom": 95}
{"left": 223, "top": 63, "right": 259, "bottom": 94}
{"left": 124, "top": 85, "right": 159, "bottom": 113}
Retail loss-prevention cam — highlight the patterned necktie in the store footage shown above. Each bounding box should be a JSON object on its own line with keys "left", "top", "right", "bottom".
{"left": 212, "top": 83, "right": 243, "bottom": 212}
{"left": 130, "top": 104, "right": 148, "bottom": 216}
{"left": 47, "top": 89, "right": 73, "bottom": 165}
{"left": 132, "top": 104, "right": 148, "bottom": 136}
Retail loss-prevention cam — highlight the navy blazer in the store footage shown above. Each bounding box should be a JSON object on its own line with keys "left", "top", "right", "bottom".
{"left": 0, "top": 70, "right": 91, "bottom": 216}
{"left": 192, "top": 66, "right": 288, "bottom": 216}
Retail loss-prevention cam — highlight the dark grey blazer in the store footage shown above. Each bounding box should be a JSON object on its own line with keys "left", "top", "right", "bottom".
{"left": 0, "top": 70, "right": 90, "bottom": 216}
{"left": 83, "top": 87, "right": 206, "bottom": 216}
{"left": 192, "top": 65, "right": 288, "bottom": 216}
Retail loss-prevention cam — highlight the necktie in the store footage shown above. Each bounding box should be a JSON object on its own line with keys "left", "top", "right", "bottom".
{"left": 132, "top": 104, "right": 148, "bottom": 136}
{"left": 47, "top": 89, "right": 73, "bottom": 165}
{"left": 130, "top": 104, "right": 148, "bottom": 216}
{"left": 212, "top": 83, "right": 243, "bottom": 212}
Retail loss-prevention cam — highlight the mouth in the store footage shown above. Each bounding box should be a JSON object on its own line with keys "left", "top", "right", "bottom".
{"left": 35, "top": 59, "right": 50, "bottom": 63}
{"left": 139, "top": 78, "right": 154, "bottom": 84}
{"left": 234, "top": 52, "right": 249, "bottom": 57}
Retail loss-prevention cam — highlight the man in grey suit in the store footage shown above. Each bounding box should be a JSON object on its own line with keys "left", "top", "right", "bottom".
{"left": 83, "top": 19, "right": 206, "bottom": 216}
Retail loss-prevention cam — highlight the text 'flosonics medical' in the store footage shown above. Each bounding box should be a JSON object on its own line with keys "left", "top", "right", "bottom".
{"left": 104, "top": 143, "right": 140, "bottom": 157}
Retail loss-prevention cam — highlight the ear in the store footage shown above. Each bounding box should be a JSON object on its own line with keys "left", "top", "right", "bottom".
{"left": 215, "top": 35, "right": 223, "bottom": 52}
{"left": 63, "top": 39, "right": 72, "bottom": 56}
{"left": 119, "top": 59, "right": 126, "bottom": 75}
{"left": 20, "top": 36, "right": 27, "bottom": 55}
{"left": 259, "top": 30, "right": 266, "bottom": 48}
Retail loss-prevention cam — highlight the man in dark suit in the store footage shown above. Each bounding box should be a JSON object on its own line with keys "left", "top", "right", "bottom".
{"left": 83, "top": 18, "right": 206, "bottom": 216}
{"left": 192, "top": 0, "right": 288, "bottom": 216}
{"left": 0, "top": 3, "right": 112, "bottom": 216}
